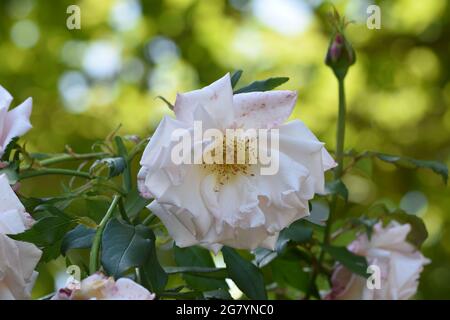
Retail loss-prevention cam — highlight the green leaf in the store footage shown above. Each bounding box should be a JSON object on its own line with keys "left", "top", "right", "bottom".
{"left": 355, "top": 152, "right": 448, "bottom": 184}
{"left": 123, "top": 188, "right": 149, "bottom": 220}
{"left": 323, "top": 245, "right": 368, "bottom": 278}
{"left": 34, "top": 204, "right": 72, "bottom": 220}
{"left": 234, "top": 77, "right": 289, "bottom": 94}
{"left": 10, "top": 217, "right": 73, "bottom": 247}
{"left": 61, "top": 225, "right": 95, "bottom": 255}
{"left": 114, "top": 136, "right": 132, "bottom": 193}
{"left": 174, "top": 246, "right": 228, "bottom": 291}
{"left": 140, "top": 241, "right": 168, "bottom": 294}
{"left": 41, "top": 240, "right": 65, "bottom": 262}
{"left": 281, "top": 220, "right": 313, "bottom": 244}
{"left": 230, "top": 70, "right": 243, "bottom": 88}
{"left": 101, "top": 219, "right": 153, "bottom": 277}
{"left": 325, "top": 179, "right": 349, "bottom": 201}
{"left": 165, "top": 266, "right": 228, "bottom": 279}
{"left": 271, "top": 259, "right": 310, "bottom": 292}
{"left": 355, "top": 158, "right": 373, "bottom": 177}
{"left": 203, "top": 288, "right": 232, "bottom": 300}
{"left": 10, "top": 214, "right": 75, "bottom": 262}
{"left": 159, "top": 290, "right": 203, "bottom": 299}
{"left": 222, "top": 247, "right": 267, "bottom": 300}
{"left": 86, "top": 198, "right": 111, "bottom": 223}
{"left": 377, "top": 153, "right": 448, "bottom": 184}
{"left": 253, "top": 220, "right": 312, "bottom": 268}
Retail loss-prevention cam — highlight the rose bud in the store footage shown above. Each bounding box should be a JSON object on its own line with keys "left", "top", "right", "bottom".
{"left": 325, "top": 12, "right": 356, "bottom": 79}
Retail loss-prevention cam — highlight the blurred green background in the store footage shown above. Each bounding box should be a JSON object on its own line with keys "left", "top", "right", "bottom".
{"left": 0, "top": 0, "right": 449, "bottom": 299}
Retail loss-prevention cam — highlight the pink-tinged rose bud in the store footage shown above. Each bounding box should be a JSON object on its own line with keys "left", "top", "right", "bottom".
{"left": 328, "top": 33, "right": 344, "bottom": 62}
{"left": 324, "top": 10, "right": 356, "bottom": 79}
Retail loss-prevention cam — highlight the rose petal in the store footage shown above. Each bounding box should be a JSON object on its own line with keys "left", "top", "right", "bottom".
{"left": 148, "top": 201, "right": 199, "bottom": 248}
{"left": 108, "top": 278, "right": 156, "bottom": 300}
{"left": 232, "top": 90, "right": 297, "bottom": 129}
{"left": 174, "top": 73, "right": 234, "bottom": 127}
{"left": 0, "top": 86, "right": 13, "bottom": 110}
{"left": 0, "top": 174, "right": 26, "bottom": 217}
{"left": 1, "top": 97, "right": 32, "bottom": 151}
{"left": 0, "top": 234, "right": 42, "bottom": 300}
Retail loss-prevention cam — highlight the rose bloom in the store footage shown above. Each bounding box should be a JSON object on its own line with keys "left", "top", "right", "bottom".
{"left": 138, "top": 74, "right": 335, "bottom": 252}
{"left": 327, "top": 221, "right": 430, "bottom": 300}
{"left": 0, "top": 86, "right": 33, "bottom": 157}
{"left": 52, "top": 273, "right": 155, "bottom": 300}
{"left": 0, "top": 174, "right": 42, "bottom": 300}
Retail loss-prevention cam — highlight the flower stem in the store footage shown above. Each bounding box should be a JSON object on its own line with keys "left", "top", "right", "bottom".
{"left": 19, "top": 168, "right": 93, "bottom": 180}
{"left": 89, "top": 195, "right": 120, "bottom": 274}
{"left": 306, "top": 77, "right": 347, "bottom": 299}
{"left": 335, "top": 77, "right": 346, "bottom": 178}
{"left": 323, "top": 77, "right": 347, "bottom": 245}
{"left": 39, "top": 152, "right": 109, "bottom": 166}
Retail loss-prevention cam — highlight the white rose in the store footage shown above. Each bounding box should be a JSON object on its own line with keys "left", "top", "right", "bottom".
{"left": 138, "top": 74, "right": 335, "bottom": 251}
{"left": 52, "top": 273, "right": 155, "bottom": 300}
{"left": 0, "top": 174, "right": 42, "bottom": 300}
{"left": 328, "top": 221, "right": 430, "bottom": 300}
{"left": 0, "top": 86, "right": 33, "bottom": 157}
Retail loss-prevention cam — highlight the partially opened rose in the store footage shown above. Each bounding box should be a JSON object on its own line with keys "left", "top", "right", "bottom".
{"left": 327, "top": 221, "right": 430, "bottom": 300}
{"left": 52, "top": 273, "right": 155, "bottom": 300}
{"left": 0, "top": 174, "right": 42, "bottom": 300}
{"left": 138, "top": 74, "right": 335, "bottom": 251}
{"left": 0, "top": 86, "right": 33, "bottom": 157}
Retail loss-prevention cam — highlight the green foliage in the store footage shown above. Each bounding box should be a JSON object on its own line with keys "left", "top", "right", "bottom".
{"left": 323, "top": 245, "right": 369, "bottom": 278}
{"left": 139, "top": 235, "right": 168, "bottom": 294}
{"left": 174, "top": 246, "right": 228, "bottom": 291}
{"left": 222, "top": 247, "right": 267, "bottom": 300}
{"left": 61, "top": 225, "right": 95, "bottom": 255}
{"left": 101, "top": 218, "right": 153, "bottom": 278}
{"left": 121, "top": 188, "right": 150, "bottom": 220}
{"left": 234, "top": 77, "right": 289, "bottom": 94}
{"left": 1, "top": 0, "right": 447, "bottom": 298}
{"left": 11, "top": 207, "right": 76, "bottom": 262}
{"left": 230, "top": 70, "right": 243, "bottom": 88}
{"left": 271, "top": 259, "right": 310, "bottom": 292}
{"left": 350, "top": 151, "right": 448, "bottom": 184}
{"left": 253, "top": 220, "right": 313, "bottom": 268}
{"left": 325, "top": 180, "right": 349, "bottom": 202}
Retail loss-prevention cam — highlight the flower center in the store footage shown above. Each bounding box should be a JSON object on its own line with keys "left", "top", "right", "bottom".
{"left": 202, "top": 134, "right": 257, "bottom": 191}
